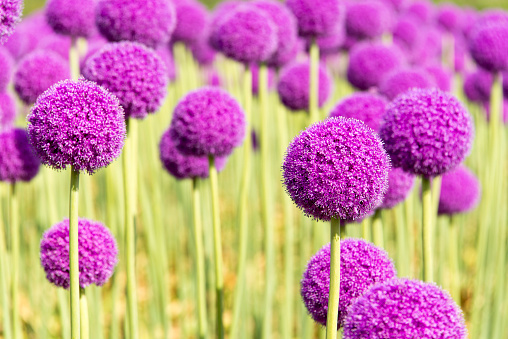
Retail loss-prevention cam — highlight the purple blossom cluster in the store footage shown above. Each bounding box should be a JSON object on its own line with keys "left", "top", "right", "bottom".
{"left": 0, "top": 47, "right": 14, "bottom": 92}
{"left": 286, "top": 0, "right": 343, "bottom": 38}
{"left": 0, "top": 128, "right": 40, "bottom": 183}
{"left": 0, "top": 92, "right": 16, "bottom": 129}
{"left": 379, "top": 167, "right": 415, "bottom": 209}
{"left": 45, "top": 0, "right": 97, "bottom": 37}
{"left": 379, "top": 68, "right": 434, "bottom": 100}
{"left": 172, "top": 0, "right": 208, "bottom": 45}
{"left": 438, "top": 164, "right": 481, "bottom": 215}
{"left": 0, "top": 0, "right": 23, "bottom": 44}
{"left": 345, "top": 1, "right": 393, "bottom": 41}
{"left": 329, "top": 93, "right": 388, "bottom": 132}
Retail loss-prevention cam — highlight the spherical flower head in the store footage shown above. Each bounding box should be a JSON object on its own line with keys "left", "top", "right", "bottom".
{"left": 172, "top": 0, "right": 208, "bottom": 44}
{"left": 379, "top": 167, "right": 415, "bottom": 209}
{"left": 38, "top": 34, "right": 72, "bottom": 60}
{"left": 27, "top": 79, "right": 126, "bottom": 175}
{"left": 329, "top": 93, "right": 388, "bottom": 132}
{"left": 392, "top": 17, "right": 420, "bottom": 54}
{"left": 424, "top": 63, "right": 452, "bottom": 92}
{"left": 82, "top": 42, "right": 168, "bottom": 120}
{"left": 411, "top": 27, "right": 442, "bottom": 65}
{"left": 277, "top": 60, "right": 332, "bottom": 112}
{"left": 14, "top": 50, "right": 70, "bottom": 105}
{"left": 301, "top": 239, "right": 397, "bottom": 328}
{"left": 463, "top": 69, "right": 492, "bottom": 103}
{"left": 0, "top": 92, "right": 16, "bottom": 129}
{"left": 438, "top": 164, "right": 480, "bottom": 215}
{"left": 210, "top": 5, "right": 278, "bottom": 64}
{"left": 286, "top": 0, "right": 344, "bottom": 38}
{"left": 40, "top": 218, "right": 118, "bottom": 289}
{"left": 95, "top": 0, "right": 176, "bottom": 49}
{"left": 343, "top": 279, "right": 467, "bottom": 339}
{"left": 209, "top": 0, "right": 242, "bottom": 34}
{"left": 468, "top": 22, "right": 508, "bottom": 72}
{"left": 436, "top": 3, "right": 463, "bottom": 33}
{"left": 169, "top": 87, "right": 245, "bottom": 158}
{"left": 347, "top": 42, "right": 404, "bottom": 91}
{"left": 45, "top": 0, "right": 97, "bottom": 38}
{"left": 251, "top": 63, "right": 275, "bottom": 96}
{"left": 379, "top": 68, "right": 435, "bottom": 101}
{"left": 190, "top": 36, "right": 216, "bottom": 66}
{"left": 345, "top": 1, "right": 393, "bottom": 40}
{"left": 310, "top": 29, "right": 345, "bottom": 56}
{"left": 0, "top": 47, "right": 14, "bottom": 92}
{"left": 379, "top": 88, "right": 474, "bottom": 178}
{"left": 0, "top": 128, "right": 40, "bottom": 183}
{"left": 283, "top": 117, "right": 390, "bottom": 221}
{"left": 0, "top": 0, "right": 23, "bottom": 44}
{"left": 404, "top": 0, "right": 434, "bottom": 24}
{"left": 159, "top": 129, "right": 227, "bottom": 180}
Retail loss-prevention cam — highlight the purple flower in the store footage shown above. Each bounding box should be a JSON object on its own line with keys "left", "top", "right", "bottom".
{"left": 172, "top": 0, "right": 209, "bottom": 45}
{"left": 345, "top": 0, "right": 393, "bottom": 40}
{"left": 468, "top": 21, "right": 508, "bottom": 73}
{"left": 45, "top": 0, "right": 97, "bottom": 37}
{"left": 286, "top": 0, "right": 344, "bottom": 38}
{"left": 482, "top": 99, "right": 508, "bottom": 124}
{"left": 435, "top": 3, "right": 463, "bottom": 33}
{"left": 424, "top": 63, "right": 452, "bottom": 92}
{"left": 0, "top": 92, "right": 16, "bottom": 129}
{"left": 209, "top": 0, "right": 242, "bottom": 35}
{"left": 40, "top": 218, "right": 118, "bottom": 289}
{"left": 277, "top": 60, "right": 332, "bottom": 112}
{"left": 251, "top": 63, "right": 275, "bottom": 96}
{"left": 379, "top": 167, "right": 415, "bottom": 209}
{"left": 347, "top": 42, "right": 404, "bottom": 91}
{"left": 392, "top": 17, "right": 420, "bottom": 55}
{"left": 95, "top": 0, "right": 176, "bottom": 49}
{"left": 308, "top": 30, "right": 345, "bottom": 56}
{"left": 438, "top": 164, "right": 480, "bottom": 215}
{"left": 0, "top": 47, "right": 14, "bottom": 92}
{"left": 82, "top": 42, "right": 168, "bottom": 120}
{"left": 189, "top": 37, "right": 216, "bottom": 66}
{"left": 282, "top": 117, "right": 390, "bottom": 221}
{"left": 159, "top": 129, "right": 227, "bottom": 180}
{"left": 404, "top": 0, "right": 434, "bottom": 24}
{"left": 27, "top": 79, "right": 126, "bottom": 175}
{"left": 379, "top": 88, "right": 474, "bottom": 178}
{"left": 169, "top": 87, "right": 245, "bottom": 158}
{"left": 463, "top": 69, "right": 493, "bottom": 103}
{"left": 379, "top": 68, "right": 435, "bottom": 101}
{"left": 411, "top": 27, "right": 442, "bottom": 65}
{"left": 0, "top": 0, "right": 23, "bottom": 44}
{"left": 14, "top": 50, "right": 70, "bottom": 105}
{"left": 301, "top": 239, "right": 397, "bottom": 328}
{"left": 0, "top": 128, "right": 40, "bottom": 183}
{"left": 37, "top": 34, "right": 72, "bottom": 60}
{"left": 329, "top": 92, "right": 388, "bottom": 132}
{"left": 343, "top": 279, "right": 467, "bottom": 339}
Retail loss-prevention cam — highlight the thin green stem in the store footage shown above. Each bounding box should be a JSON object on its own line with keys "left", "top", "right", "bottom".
{"left": 69, "top": 167, "right": 81, "bottom": 339}
{"left": 70, "top": 38, "right": 80, "bottom": 81}
{"left": 326, "top": 218, "right": 341, "bottom": 339}
{"left": 448, "top": 215, "right": 460, "bottom": 305}
{"left": 361, "top": 218, "right": 370, "bottom": 241}
{"left": 10, "top": 183, "right": 20, "bottom": 339}
{"left": 309, "top": 39, "right": 320, "bottom": 124}
{"left": 0, "top": 184, "right": 12, "bottom": 339}
{"left": 208, "top": 155, "right": 224, "bottom": 339}
{"left": 489, "top": 73, "right": 502, "bottom": 151}
{"left": 372, "top": 209, "right": 384, "bottom": 249}
{"left": 80, "top": 288, "right": 89, "bottom": 339}
{"left": 421, "top": 177, "right": 433, "bottom": 282}
{"left": 394, "top": 206, "right": 408, "bottom": 277}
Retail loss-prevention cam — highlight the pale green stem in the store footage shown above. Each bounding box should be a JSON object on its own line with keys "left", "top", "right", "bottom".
{"left": 80, "top": 288, "right": 89, "bottom": 339}
{"left": 394, "top": 206, "right": 408, "bottom": 277}
{"left": 421, "top": 177, "right": 433, "bottom": 282}
{"left": 361, "top": 218, "right": 370, "bottom": 241}
{"left": 70, "top": 38, "right": 80, "bottom": 81}
{"left": 326, "top": 218, "right": 341, "bottom": 339}
{"left": 372, "top": 209, "right": 384, "bottom": 249}
{"left": 448, "top": 215, "right": 460, "bottom": 305}
{"left": 309, "top": 39, "right": 320, "bottom": 124}
{"left": 0, "top": 184, "right": 12, "bottom": 339}
{"left": 69, "top": 167, "right": 81, "bottom": 339}
{"left": 489, "top": 73, "right": 502, "bottom": 150}
{"left": 10, "top": 183, "right": 20, "bottom": 339}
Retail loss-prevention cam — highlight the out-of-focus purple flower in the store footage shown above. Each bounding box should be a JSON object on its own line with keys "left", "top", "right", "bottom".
{"left": 156, "top": 45, "right": 177, "bottom": 82}
{"left": 0, "top": 0, "right": 23, "bottom": 44}
{"left": 40, "top": 218, "right": 118, "bottom": 289}
{"left": 45, "top": 0, "right": 97, "bottom": 37}
{"left": 424, "top": 63, "right": 452, "bottom": 92}
{"left": 0, "top": 128, "right": 40, "bottom": 182}
{"left": 482, "top": 99, "right": 508, "bottom": 124}
{"left": 277, "top": 60, "right": 332, "bottom": 112}
{"left": 169, "top": 87, "right": 245, "bottom": 158}
{"left": 14, "top": 50, "right": 70, "bottom": 105}
{"left": 286, "top": 0, "right": 344, "bottom": 38}
{"left": 378, "top": 0, "right": 407, "bottom": 12}
{"left": 404, "top": 0, "right": 434, "bottom": 24}
{"left": 96, "top": 0, "right": 176, "bottom": 49}
{"left": 209, "top": 0, "right": 242, "bottom": 35}
{"left": 343, "top": 279, "right": 467, "bottom": 338}
{"left": 329, "top": 92, "right": 387, "bottom": 132}
{"left": 347, "top": 42, "right": 404, "bottom": 91}
{"left": 379, "top": 88, "right": 474, "bottom": 178}
{"left": 411, "top": 27, "right": 442, "bottom": 65}
{"left": 0, "top": 92, "right": 16, "bottom": 129}
{"left": 27, "top": 79, "right": 126, "bottom": 175}
{"left": 301, "top": 238, "right": 396, "bottom": 328}
{"left": 206, "top": 69, "right": 222, "bottom": 87}
{"left": 454, "top": 34, "right": 467, "bottom": 73}
{"left": 172, "top": 0, "right": 208, "bottom": 45}
{"left": 438, "top": 164, "right": 480, "bottom": 215}
{"left": 468, "top": 21, "right": 508, "bottom": 73}
{"left": 82, "top": 42, "right": 168, "bottom": 120}
{"left": 251, "top": 63, "right": 275, "bottom": 96}
{"left": 463, "top": 69, "right": 493, "bottom": 103}
{"left": 0, "top": 47, "right": 14, "bottom": 92}
{"left": 392, "top": 17, "right": 420, "bottom": 56}
{"left": 435, "top": 3, "right": 464, "bottom": 33}
{"left": 345, "top": 0, "right": 393, "bottom": 40}
{"left": 379, "top": 167, "right": 415, "bottom": 209}
{"left": 308, "top": 29, "right": 345, "bottom": 56}
{"left": 379, "top": 68, "right": 435, "bottom": 101}
{"left": 282, "top": 117, "right": 390, "bottom": 221}
{"left": 190, "top": 36, "right": 216, "bottom": 66}
{"left": 37, "top": 34, "right": 71, "bottom": 60}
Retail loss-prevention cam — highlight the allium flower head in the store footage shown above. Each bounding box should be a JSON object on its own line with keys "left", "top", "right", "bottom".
{"left": 286, "top": 0, "right": 344, "bottom": 38}
{"left": 345, "top": 0, "right": 393, "bottom": 40}
{"left": 0, "top": 128, "right": 40, "bottom": 182}
{"left": 392, "top": 17, "right": 420, "bottom": 55}
{"left": 343, "top": 279, "right": 467, "bottom": 339}
{"left": 379, "top": 68, "right": 435, "bottom": 101}
{"left": 404, "top": 0, "right": 434, "bottom": 24}
{"left": 438, "top": 164, "right": 480, "bottom": 215}
{"left": 82, "top": 41, "right": 168, "bottom": 120}
{"left": 45, "top": 0, "right": 97, "bottom": 37}
{"left": 411, "top": 27, "right": 442, "bottom": 65}
{"left": 379, "top": 167, "right": 415, "bottom": 209}
{"left": 169, "top": 87, "right": 245, "bottom": 158}
{"left": 329, "top": 93, "right": 388, "bottom": 132}
{"left": 95, "top": 0, "right": 176, "bottom": 49}
{"left": 40, "top": 218, "right": 118, "bottom": 289}
{"left": 463, "top": 69, "right": 492, "bottom": 103}
{"left": 301, "top": 239, "right": 397, "bottom": 328}
{"left": 379, "top": 88, "right": 474, "bottom": 178}
{"left": 0, "top": 0, "right": 23, "bottom": 44}
{"left": 190, "top": 36, "right": 216, "bottom": 66}
{"left": 309, "top": 29, "right": 345, "bottom": 56}
{"left": 0, "top": 92, "right": 16, "bottom": 129}
{"left": 172, "top": 0, "right": 208, "bottom": 44}
{"left": 424, "top": 63, "right": 452, "bottom": 92}
{"left": 38, "top": 34, "right": 72, "bottom": 60}
{"left": 27, "top": 79, "right": 126, "bottom": 175}
{"left": 468, "top": 21, "right": 508, "bottom": 72}
{"left": 277, "top": 60, "right": 332, "bottom": 112}
{"left": 347, "top": 42, "right": 404, "bottom": 91}
{"left": 0, "top": 47, "right": 14, "bottom": 92}
{"left": 209, "top": 0, "right": 242, "bottom": 33}
{"left": 435, "top": 3, "right": 463, "bottom": 33}
{"left": 159, "top": 129, "right": 227, "bottom": 180}
{"left": 282, "top": 117, "right": 390, "bottom": 221}
{"left": 14, "top": 50, "right": 69, "bottom": 105}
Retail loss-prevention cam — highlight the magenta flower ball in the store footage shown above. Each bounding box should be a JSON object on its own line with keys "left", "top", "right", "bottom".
{"left": 277, "top": 60, "right": 332, "bottom": 112}
{"left": 438, "top": 164, "right": 480, "bottom": 215}
{"left": 424, "top": 63, "right": 452, "bottom": 92}
{"left": 463, "top": 69, "right": 492, "bottom": 103}
{"left": 27, "top": 79, "right": 126, "bottom": 175}
{"left": 435, "top": 3, "right": 463, "bottom": 33}
{"left": 282, "top": 117, "right": 390, "bottom": 222}
{"left": 345, "top": 0, "right": 393, "bottom": 40}
{"left": 468, "top": 21, "right": 508, "bottom": 73}
{"left": 392, "top": 17, "right": 420, "bottom": 55}
{"left": 0, "top": 128, "right": 40, "bottom": 183}
{"left": 309, "top": 29, "right": 345, "bottom": 56}
{"left": 379, "top": 68, "right": 435, "bottom": 101}
{"left": 343, "top": 279, "right": 467, "bottom": 339}
{"left": 329, "top": 93, "right": 388, "bottom": 132}
{"left": 37, "top": 34, "right": 72, "bottom": 60}
{"left": 82, "top": 42, "right": 168, "bottom": 120}
{"left": 13, "top": 50, "right": 70, "bottom": 105}
{"left": 45, "top": 0, "right": 97, "bottom": 37}
{"left": 209, "top": 0, "right": 242, "bottom": 33}
{"left": 0, "top": 0, "right": 23, "bottom": 44}
{"left": 286, "top": 0, "right": 343, "bottom": 38}
{"left": 190, "top": 37, "right": 217, "bottom": 66}
{"left": 0, "top": 47, "right": 14, "bottom": 92}
{"left": 169, "top": 87, "right": 245, "bottom": 158}
{"left": 172, "top": 0, "right": 208, "bottom": 45}
{"left": 347, "top": 42, "right": 404, "bottom": 91}
{"left": 404, "top": 0, "right": 434, "bottom": 24}
{"left": 95, "top": 0, "right": 176, "bottom": 49}
{"left": 301, "top": 239, "right": 396, "bottom": 328}
{"left": 379, "top": 88, "right": 474, "bottom": 178}
{"left": 0, "top": 92, "right": 16, "bottom": 129}
{"left": 40, "top": 218, "right": 118, "bottom": 289}
{"left": 379, "top": 167, "right": 415, "bottom": 209}
{"left": 411, "top": 27, "right": 442, "bottom": 65}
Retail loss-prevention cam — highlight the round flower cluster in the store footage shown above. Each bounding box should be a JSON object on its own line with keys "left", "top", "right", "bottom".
{"left": 329, "top": 93, "right": 388, "bottom": 132}
{"left": 45, "top": 0, "right": 97, "bottom": 37}
{"left": 0, "top": 128, "right": 40, "bottom": 183}
{"left": 345, "top": 0, "right": 393, "bottom": 40}
{"left": 0, "top": 47, "right": 14, "bottom": 92}
{"left": 379, "top": 167, "right": 415, "bottom": 209}
{"left": 435, "top": 3, "right": 463, "bottom": 32}
{"left": 379, "top": 68, "right": 434, "bottom": 100}
{"left": 0, "top": 0, "right": 23, "bottom": 44}
{"left": 463, "top": 69, "right": 493, "bottom": 103}
{"left": 172, "top": 0, "right": 208, "bottom": 44}
{"left": 468, "top": 21, "right": 508, "bottom": 73}
{"left": 438, "top": 164, "right": 481, "bottom": 215}
{"left": 0, "top": 92, "right": 16, "bottom": 129}
{"left": 286, "top": 0, "right": 344, "bottom": 38}
{"left": 424, "top": 63, "right": 452, "bottom": 92}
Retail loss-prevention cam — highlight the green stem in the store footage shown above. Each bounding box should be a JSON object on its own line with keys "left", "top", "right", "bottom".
{"left": 421, "top": 177, "right": 433, "bottom": 282}
{"left": 70, "top": 38, "right": 80, "bottom": 81}
{"left": 10, "top": 183, "right": 20, "bottom": 339}
{"left": 69, "top": 167, "right": 81, "bottom": 339}
{"left": 448, "top": 215, "right": 460, "bottom": 305}
{"left": 309, "top": 39, "right": 320, "bottom": 124}
{"left": 0, "top": 184, "right": 12, "bottom": 339}
{"left": 394, "top": 206, "right": 408, "bottom": 277}
{"left": 489, "top": 72, "right": 502, "bottom": 152}
{"left": 372, "top": 209, "right": 384, "bottom": 249}
{"left": 361, "top": 217, "right": 370, "bottom": 241}
{"left": 208, "top": 155, "right": 224, "bottom": 339}
{"left": 80, "top": 288, "right": 89, "bottom": 339}
{"left": 326, "top": 218, "right": 341, "bottom": 339}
